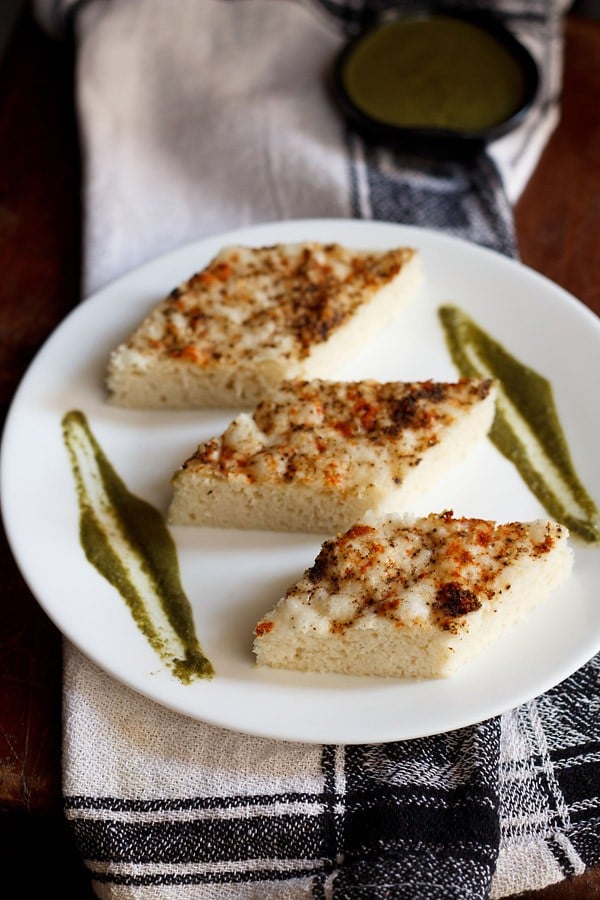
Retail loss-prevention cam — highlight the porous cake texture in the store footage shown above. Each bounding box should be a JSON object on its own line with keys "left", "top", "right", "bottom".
{"left": 253, "top": 510, "right": 573, "bottom": 678}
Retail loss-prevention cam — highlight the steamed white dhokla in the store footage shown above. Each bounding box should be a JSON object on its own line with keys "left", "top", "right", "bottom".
{"left": 106, "top": 242, "right": 420, "bottom": 409}
{"left": 253, "top": 510, "right": 573, "bottom": 678}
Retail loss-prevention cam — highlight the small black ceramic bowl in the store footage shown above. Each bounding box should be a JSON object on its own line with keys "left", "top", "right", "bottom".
{"left": 330, "top": 6, "right": 539, "bottom": 157}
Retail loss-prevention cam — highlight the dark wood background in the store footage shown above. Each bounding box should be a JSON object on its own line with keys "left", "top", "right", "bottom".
{"left": 0, "top": 5, "right": 598, "bottom": 896}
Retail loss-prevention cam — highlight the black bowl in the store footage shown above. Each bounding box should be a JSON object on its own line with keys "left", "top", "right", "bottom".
{"left": 330, "top": 6, "right": 540, "bottom": 158}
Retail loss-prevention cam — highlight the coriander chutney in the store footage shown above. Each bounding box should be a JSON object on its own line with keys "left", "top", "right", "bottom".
{"left": 342, "top": 16, "right": 526, "bottom": 132}
{"left": 62, "top": 410, "right": 214, "bottom": 682}
{"left": 439, "top": 306, "right": 599, "bottom": 544}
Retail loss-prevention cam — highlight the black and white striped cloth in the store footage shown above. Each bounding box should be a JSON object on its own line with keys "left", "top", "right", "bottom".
{"left": 34, "top": 0, "right": 599, "bottom": 896}
{"left": 63, "top": 650, "right": 599, "bottom": 897}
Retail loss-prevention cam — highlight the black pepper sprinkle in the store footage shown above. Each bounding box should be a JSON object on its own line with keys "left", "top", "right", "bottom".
{"left": 433, "top": 582, "right": 482, "bottom": 632}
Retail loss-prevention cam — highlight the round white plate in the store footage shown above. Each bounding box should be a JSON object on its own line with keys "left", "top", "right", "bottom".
{"left": 2, "top": 219, "right": 599, "bottom": 744}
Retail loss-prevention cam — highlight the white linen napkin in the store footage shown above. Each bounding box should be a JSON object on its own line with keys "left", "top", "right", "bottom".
{"left": 33, "top": 1, "right": 599, "bottom": 897}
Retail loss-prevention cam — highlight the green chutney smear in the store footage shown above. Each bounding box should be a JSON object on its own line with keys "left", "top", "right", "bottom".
{"left": 62, "top": 410, "right": 214, "bottom": 682}
{"left": 439, "top": 305, "right": 599, "bottom": 543}
{"left": 343, "top": 16, "right": 526, "bottom": 131}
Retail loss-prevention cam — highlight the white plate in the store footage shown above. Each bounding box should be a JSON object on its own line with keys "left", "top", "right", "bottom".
{"left": 2, "top": 219, "right": 599, "bottom": 745}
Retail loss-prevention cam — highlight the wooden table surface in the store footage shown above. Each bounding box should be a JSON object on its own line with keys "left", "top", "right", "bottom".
{"left": 0, "top": 7, "right": 598, "bottom": 897}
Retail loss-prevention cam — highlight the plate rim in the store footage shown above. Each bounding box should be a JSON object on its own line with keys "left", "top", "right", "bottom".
{"left": 2, "top": 217, "right": 599, "bottom": 745}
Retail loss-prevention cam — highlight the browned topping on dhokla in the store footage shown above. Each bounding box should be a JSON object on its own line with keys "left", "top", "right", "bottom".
{"left": 135, "top": 243, "right": 416, "bottom": 363}
{"left": 178, "top": 378, "right": 494, "bottom": 490}
{"left": 288, "top": 512, "right": 561, "bottom": 635}
{"left": 167, "top": 377, "right": 496, "bottom": 533}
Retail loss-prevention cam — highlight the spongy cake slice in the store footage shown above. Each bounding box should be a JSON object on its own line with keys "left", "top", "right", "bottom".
{"left": 168, "top": 377, "right": 496, "bottom": 534}
{"left": 105, "top": 242, "right": 420, "bottom": 409}
{"left": 253, "top": 511, "right": 573, "bottom": 678}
